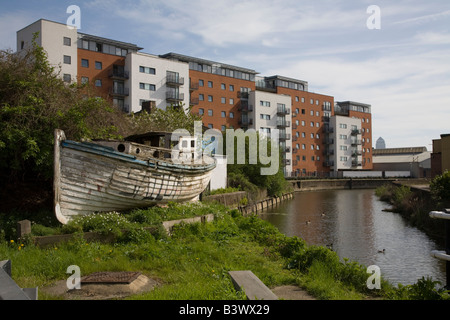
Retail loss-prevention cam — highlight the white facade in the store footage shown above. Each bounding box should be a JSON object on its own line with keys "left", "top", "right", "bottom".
{"left": 249, "top": 91, "right": 293, "bottom": 174}
{"left": 126, "top": 52, "right": 190, "bottom": 113}
{"left": 331, "top": 115, "right": 363, "bottom": 171}
{"left": 17, "top": 19, "right": 78, "bottom": 83}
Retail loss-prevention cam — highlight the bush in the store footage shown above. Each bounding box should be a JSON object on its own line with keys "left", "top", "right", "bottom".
{"left": 430, "top": 170, "right": 450, "bottom": 208}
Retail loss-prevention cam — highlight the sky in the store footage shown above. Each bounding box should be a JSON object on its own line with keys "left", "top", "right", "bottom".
{"left": 1, "top": 0, "right": 449, "bottom": 150}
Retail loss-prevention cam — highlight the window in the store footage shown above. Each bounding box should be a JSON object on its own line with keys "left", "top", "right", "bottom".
{"left": 199, "top": 80, "right": 204, "bottom": 86}
{"left": 64, "top": 55, "right": 71, "bottom": 64}
{"left": 63, "top": 74, "right": 71, "bottom": 83}
{"left": 208, "top": 109, "right": 213, "bottom": 116}
{"left": 310, "top": 99, "right": 314, "bottom": 104}
{"left": 340, "top": 156, "right": 348, "bottom": 161}
{"left": 81, "top": 77, "right": 89, "bottom": 84}
{"left": 301, "top": 121, "right": 305, "bottom": 126}
{"left": 260, "top": 114, "right": 270, "bottom": 120}
{"left": 301, "top": 97, "right": 305, "bottom": 103}
{"left": 208, "top": 81, "right": 213, "bottom": 88}
{"left": 199, "top": 108, "right": 204, "bottom": 115}
{"left": 221, "top": 111, "right": 226, "bottom": 118}
{"left": 81, "top": 59, "right": 89, "bottom": 68}
{"left": 340, "top": 146, "right": 348, "bottom": 151}
{"left": 301, "top": 109, "right": 305, "bottom": 114}
{"left": 221, "top": 83, "right": 226, "bottom": 90}
{"left": 340, "top": 124, "right": 347, "bottom": 129}
{"left": 140, "top": 66, "right": 156, "bottom": 74}
{"left": 295, "top": 96, "right": 299, "bottom": 102}
{"left": 95, "top": 61, "right": 102, "bottom": 70}
{"left": 221, "top": 97, "right": 226, "bottom": 104}
{"left": 302, "top": 144, "right": 306, "bottom": 150}
{"left": 301, "top": 132, "right": 305, "bottom": 138}
{"left": 208, "top": 95, "right": 213, "bottom": 102}
{"left": 95, "top": 79, "right": 102, "bottom": 87}
{"left": 310, "top": 122, "right": 314, "bottom": 127}
{"left": 229, "top": 98, "right": 234, "bottom": 105}
{"left": 199, "top": 94, "right": 204, "bottom": 101}
{"left": 229, "top": 112, "right": 234, "bottom": 119}
{"left": 139, "top": 83, "right": 156, "bottom": 91}
{"left": 229, "top": 85, "right": 234, "bottom": 91}
{"left": 340, "top": 135, "right": 348, "bottom": 140}
{"left": 260, "top": 101, "right": 270, "bottom": 107}
{"left": 208, "top": 124, "right": 213, "bottom": 129}
{"left": 63, "top": 37, "right": 71, "bottom": 46}
{"left": 221, "top": 125, "right": 226, "bottom": 132}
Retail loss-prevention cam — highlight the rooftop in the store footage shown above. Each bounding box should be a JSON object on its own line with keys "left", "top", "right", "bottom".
{"left": 160, "top": 52, "right": 258, "bottom": 75}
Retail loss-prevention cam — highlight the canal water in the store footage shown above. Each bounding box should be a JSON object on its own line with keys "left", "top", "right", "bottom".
{"left": 260, "top": 189, "right": 446, "bottom": 286}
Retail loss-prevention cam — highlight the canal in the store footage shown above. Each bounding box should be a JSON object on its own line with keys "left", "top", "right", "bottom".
{"left": 260, "top": 188, "right": 446, "bottom": 286}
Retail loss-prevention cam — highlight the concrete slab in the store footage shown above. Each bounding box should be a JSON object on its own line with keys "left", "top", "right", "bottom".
{"left": 229, "top": 270, "right": 278, "bottom": 300}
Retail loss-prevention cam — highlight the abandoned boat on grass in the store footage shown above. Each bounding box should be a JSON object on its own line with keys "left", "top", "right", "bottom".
{"left": 54, "top": 129, "right": 216, "bottom": 224}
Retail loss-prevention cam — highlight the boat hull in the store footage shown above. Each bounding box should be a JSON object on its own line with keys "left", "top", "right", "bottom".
{"left": 54, "top": 130, "right": 215, "bottom": 224}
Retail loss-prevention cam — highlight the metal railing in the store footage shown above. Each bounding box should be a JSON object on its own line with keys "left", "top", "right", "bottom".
{"left": 429, "top": 209, "right": 450, "bottom": 288}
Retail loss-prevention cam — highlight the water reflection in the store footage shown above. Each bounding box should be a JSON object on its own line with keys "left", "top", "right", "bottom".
{"left": 260, "top": 189, "right": 446, "bottom": 286}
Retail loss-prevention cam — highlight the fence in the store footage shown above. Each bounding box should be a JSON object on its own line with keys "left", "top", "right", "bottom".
{"left": 429, "top": 209, "right": 450, "bottom": 289}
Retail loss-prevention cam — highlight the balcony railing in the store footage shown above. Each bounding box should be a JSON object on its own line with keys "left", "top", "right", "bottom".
{"left": 323, "top": 138, "right": 334, "bottom": 145}
{"left": 323, "top": 126, "right": 334, "bottom": 133}
{"left": 108, "top": 69, "right": 130, "bottom": 79}
{"left": 189, "top": 82, "right": 199, "bottom": 91}
{"left": 351, "top": 129, "right": 362, "bottom": 135}
{"left": 166, "top": 75, "right": 185, "bottom": 86}
{"left": 190, "top": 97, "right": 199, "bottom": 106}
{"left": 276, "top": 120, "right": 291, "bottom": 128}
{"left": 351, "top": 139, "right": 362, "bottom": 146}
{"left": 277, "top": 107, "right": 291, "bottom": 115}
{"left": 323, "top": 149, "right": 335, "bottom": 156}
{"left": 166, "top": 92, "right": 185, "bottom": 102}
{"left": 323, "top": 161, "right": 335, "bottom": 167}
{"left": 109, "top": 87, "right": 129, "bottom": 96}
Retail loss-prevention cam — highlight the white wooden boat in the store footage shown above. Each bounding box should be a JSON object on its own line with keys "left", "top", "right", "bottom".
{"left": 53, "top": 129, "right": 215, "bottom": 224}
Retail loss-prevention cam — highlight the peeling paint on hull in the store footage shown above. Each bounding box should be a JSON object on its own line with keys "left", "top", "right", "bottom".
{"left": 54, "top": 130, "right": 215, "bottom": 224}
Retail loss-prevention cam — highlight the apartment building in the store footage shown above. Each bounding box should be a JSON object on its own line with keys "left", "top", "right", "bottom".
{"left": 160, "top": 53, "right": 258, "bottom": 131}
{"left": 255, "top": 75, "right": 335, "bottom": 177}
{"left": 248, "top": 90, "right": 293, "bottom": 174}
{"left": 16, "top": 19, "right": 190, "bottom": 113}
{"left": 335, "top": 101, "right": 373, "bottom": 170}
{"left": 15, "top": 19, "right": 373, "bottom": 177}
{"left": 330, "top": 115, "right": 363, "bottom": 171}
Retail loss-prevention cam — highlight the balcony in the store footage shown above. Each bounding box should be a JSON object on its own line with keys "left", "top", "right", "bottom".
{"left": 323, "top": 138, "right": 334, "bottom": 145}
{"left": 351, "top": 139, "right": 362, "bottom": 146}
{"left": 352, "top": 161, "right": 362, "bottom": 167}
{"left": 279, "top": 133, "right": 291, "bottom": 141}
{"left": 166, "top": 91, "right": 185, "bottom": 102}
{"left": 323, "top": 126, "right": 334, "bottom": 133}
{"left": 351, "top": 129, "right": 361, "bottom": 135}
{"left": 277, "top": 106, "right": 291, "bottom": 115}
{"left": 166, "top": 75, "right": 185, "bottom": 86}
{"left": 276, "top": 120, "right": 291, "bottom": 128}
{"left": 323, "top": 161, "right": 335, "bottom": 167}
{"left": 189, "top": 82, "right": 199, "bottom": 91}
{"left": 109, "top": 87, "right": 129, "bottom": 96}
{"left": 323, "top": 149, "right": 335, "bottom": 156}
{"left": 283, "top": 159, "right": 291, "bottom": 166}
{"left": 237, "top": 91, "right": 249, "bottom": 99}
{"left": 239, "top": 101, "right": 253, "bottom": 112}
{"left": 190, "top": 97, "right": 199, "bottom": 106}
{"left": 108, "top": 69, "right": 129, "bottom": 79}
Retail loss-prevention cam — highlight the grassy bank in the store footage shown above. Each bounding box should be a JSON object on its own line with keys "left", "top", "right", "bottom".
{"left": 1, "top": 202, "right": 448, "bottom": 300}
{"left": 375, "top": 184, "right": 446, "bottom": 242}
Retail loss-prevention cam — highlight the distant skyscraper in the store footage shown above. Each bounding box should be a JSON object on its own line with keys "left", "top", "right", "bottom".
{"left": 376, "top": 137, "right": 386, "bottom": 149}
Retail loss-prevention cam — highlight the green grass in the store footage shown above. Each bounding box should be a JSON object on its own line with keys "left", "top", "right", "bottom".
{"left": 1, "top": 202, "right": 448, "bottom": 300}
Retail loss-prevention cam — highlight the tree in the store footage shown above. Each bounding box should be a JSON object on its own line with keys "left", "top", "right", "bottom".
{"left": 0, "top": 34, "right": 125, "bottom": 183}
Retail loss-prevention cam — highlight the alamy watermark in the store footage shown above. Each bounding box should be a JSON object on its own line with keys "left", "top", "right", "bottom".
{"left": 66, "top": 265, "right": 81, "bottom": 290}
{"left": 171, "top": 121, "right": 280, "bottom": 176}
{"left": 67, "top": 5, "right": 81, "bottom": 30}
{"left": 367, "top": 265, "right": 381, "bottom": 290}
{"left": 366, "top": 5, "right": 381, "bottom": 30}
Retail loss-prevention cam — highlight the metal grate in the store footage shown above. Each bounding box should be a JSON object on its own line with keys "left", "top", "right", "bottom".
{"left": 81, "top": 272, "right": 141, "bottom": 284}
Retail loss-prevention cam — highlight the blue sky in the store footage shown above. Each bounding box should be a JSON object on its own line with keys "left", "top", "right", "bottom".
{"left": 1, "top": 0, "right": 449, "bottom": 149}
